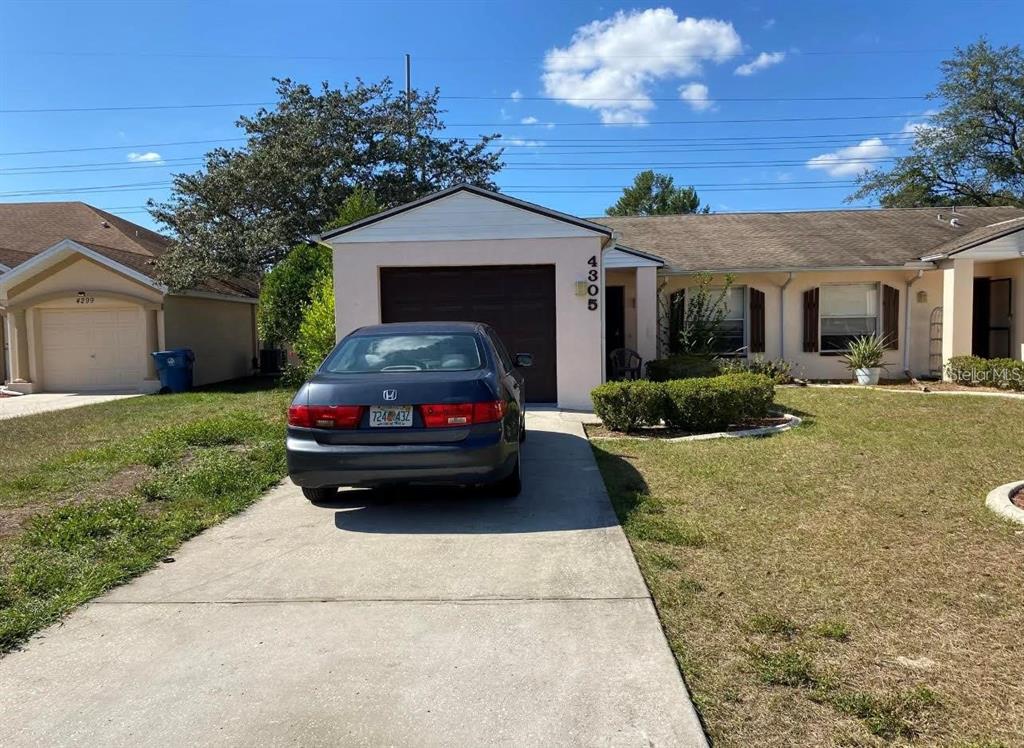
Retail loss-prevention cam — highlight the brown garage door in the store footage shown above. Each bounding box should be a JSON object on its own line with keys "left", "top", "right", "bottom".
{"left": 380, "top": 265, "right": 557, "bottom": 402}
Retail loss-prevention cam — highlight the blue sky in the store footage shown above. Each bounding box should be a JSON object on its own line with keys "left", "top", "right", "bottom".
{"left": 1, "top": 0, "right": 1021, "bottom": 230}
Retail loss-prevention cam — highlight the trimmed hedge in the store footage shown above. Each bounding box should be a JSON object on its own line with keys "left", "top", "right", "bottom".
{"left": 946, "top": 355, "right": 1024, "bottom": 391}
{"left": 591, "top": 373, "right": 775, "bottom": 433}
{"left": 590, "top": 379, "right": 666, "bottom": 432}
{"left": 645, "top": 354, "right": 721, "bottom": 382}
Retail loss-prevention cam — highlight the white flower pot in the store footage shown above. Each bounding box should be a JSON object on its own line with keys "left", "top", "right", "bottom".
{"left": 854, "top": 367, "right": 881, "bottom": 385}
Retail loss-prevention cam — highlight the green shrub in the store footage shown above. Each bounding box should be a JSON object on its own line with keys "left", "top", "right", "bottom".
{"left": 946, "top": 355, "right": 1024, "bottom": 391}
{"left": 645, "top": 354, "right": 721, "bottom": 382}
{"left": 663, "top": 373, "right": 774, "bottom": 432}
{"left": 591, "top": 379, "right": 665, "bottom": 432}
{"left": 292, "top": 272, "right": 336, "bottom": 380}
{"left": 719, "top": 356, "right": 794, "bottom": 384}
{"left": 257, "top": 242, "right": 332, "bottom": 348}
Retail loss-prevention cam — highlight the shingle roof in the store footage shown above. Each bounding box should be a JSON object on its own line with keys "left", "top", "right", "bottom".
{"left": 593, "top": 206, "right": 1024, "bottom": 271}
{"left": 923, "top": 215, "right": 1024, "bottom": 259}
{"left": 0, "top": 202, "right": 257, "bottom": 298}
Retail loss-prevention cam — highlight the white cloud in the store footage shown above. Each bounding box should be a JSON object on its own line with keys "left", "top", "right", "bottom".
{"left": 519, "top": 115, "right": 556, "bottom": 129}
{"left": 734, "top": 51, "right": 785, "bottom": 76}
{"left": 806, "top": 138, "right": 893, "bottom": 177}
{"left": 679, "top": 82, "right": 715, "bottom": 112}
{"left": 901, "top": 110, "right": 940, "bottom": 135}
{"left": 501, "top": 137, "right": 545, "bottom": 148}
{"left": 127, "top": 151, "right": 163, "bottom": 163}
{"left": 763, "top": 18, "right": 776, "bottom": 30}
{"left": 541, "top": 8, "right": 742, "bottom": 124}
{"left": 510, "top": 89, "right": 523, "bottom": 101}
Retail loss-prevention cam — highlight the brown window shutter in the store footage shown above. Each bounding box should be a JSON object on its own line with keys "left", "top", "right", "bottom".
{"left": 882, "top": 284, "right": 900, "bottom": 349}
{"left": 803, "top": 288, "right": 819, "bottom": 353}
{"left": 749, "top": 288, "right": 766, "bottom": 353}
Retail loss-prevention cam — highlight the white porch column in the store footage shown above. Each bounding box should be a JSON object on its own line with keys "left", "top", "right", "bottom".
{"left": 635, "top": 266, "right": 658, "bottom": 368}
{"left": 941, "top": 258, "right": 974, "bottom": 377}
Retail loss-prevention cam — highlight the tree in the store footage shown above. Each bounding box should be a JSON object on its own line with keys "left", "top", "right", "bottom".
{"left": 150, "top": 78, "right": 503, "bottom": 289}
{"left": 257, "top": 188, "right": 381, "bottom": 349}
{"left": 851, "top": 39, "right": 1024, "bottom": 208}
{"left": 257, "top": 242, "right": 331, "bottom": 348}
{"left": 606, "top": 170, "right": 710, "bottom": 216}
{"left": 258, "top": 187, "right": 382, "bottom": 348}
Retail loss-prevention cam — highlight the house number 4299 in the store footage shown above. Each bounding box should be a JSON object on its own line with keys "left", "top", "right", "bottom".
{"left": 586, "top": 255, "right": 599, "bottom": 311}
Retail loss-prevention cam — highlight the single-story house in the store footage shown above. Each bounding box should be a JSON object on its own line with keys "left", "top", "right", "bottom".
{"left": 322, "top": 184, "right": 1024, "bottom": 410}
{"left": 0, "top": 202, "right": 258, "bottom": 394}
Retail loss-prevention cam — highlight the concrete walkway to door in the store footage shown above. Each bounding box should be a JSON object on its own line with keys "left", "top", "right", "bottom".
{"left": 0, "top": 411, "right": 707, "bottom": 746}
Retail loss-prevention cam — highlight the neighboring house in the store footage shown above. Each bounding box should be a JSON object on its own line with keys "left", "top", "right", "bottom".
{"left": 322, "top": 184, "right": 1024, "bottom": 410}
{"left": 0, "top": 202, "right": 258, "bottom": 394}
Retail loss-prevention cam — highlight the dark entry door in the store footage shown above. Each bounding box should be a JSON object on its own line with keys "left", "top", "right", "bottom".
{"left": 379, "top": 265, "right": 557, "bottom": 402}
{"left": 605, "top": 286, "right": 625, "bottom": 373}
{"left": 973, "top": 278, "right": 1013, "bottom": 359}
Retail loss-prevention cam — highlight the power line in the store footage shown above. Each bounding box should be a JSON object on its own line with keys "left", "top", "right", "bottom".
{"left": 0, "top": 162, "right": 888, "bottom": 197}
{"left": 0, "top": 129, "right": 923, "bottom": 157}
{"left": 0, "top": 139, "right": 918, "bottom": 176}
{"left": 445, "top": 94, "right": 928, "bottom": 103}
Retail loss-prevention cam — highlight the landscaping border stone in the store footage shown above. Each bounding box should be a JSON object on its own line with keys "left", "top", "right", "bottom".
{"left": 588, "top": 412, "right": 801, "bottom": 443}
{"left": 985, "top": 481, "right": 1024, "bottom": 526}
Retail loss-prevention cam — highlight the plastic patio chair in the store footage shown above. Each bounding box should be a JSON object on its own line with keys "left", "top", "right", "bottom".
{"left": 609, "top": 348, "right": 643, "bottom": 381}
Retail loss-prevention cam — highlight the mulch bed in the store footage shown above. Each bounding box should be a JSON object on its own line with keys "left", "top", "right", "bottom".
{"left": 585, "top": 415, "right": 789, "bottom": 440}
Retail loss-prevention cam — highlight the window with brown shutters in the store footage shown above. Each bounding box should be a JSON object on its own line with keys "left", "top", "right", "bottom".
{"left": 749, "top": 288, "right": 766, "bottom": 353}
{"left": 882, "top": 284, "right": 900, "bottom": 349}
{"left": 803, "top": 288, "right": 820, "bottom": 352}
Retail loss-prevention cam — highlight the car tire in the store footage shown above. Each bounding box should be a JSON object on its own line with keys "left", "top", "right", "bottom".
{"left": 302, "top": 486, "right": 338, "bottom": 502}
{"left": 494, "top": 451, "right": 522, "bottom": 498}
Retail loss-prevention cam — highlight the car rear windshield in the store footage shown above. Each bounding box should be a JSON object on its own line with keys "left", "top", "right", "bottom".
{"left": 321, "top": 333, "right": 484, "bottom": 373}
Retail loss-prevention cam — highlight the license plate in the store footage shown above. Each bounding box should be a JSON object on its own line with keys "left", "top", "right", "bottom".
{"left": 368, "top": 405, "right": 414, "bottom": 428}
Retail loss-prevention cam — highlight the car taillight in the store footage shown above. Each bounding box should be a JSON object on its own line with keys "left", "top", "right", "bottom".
{"left": 420, "top": 400, "right": 506, "bottom": 428}
{"left": 472, "top": 400, "right": 506, "bottom": 424}
{"left": 287, "top": 404, "right": 363, "bottom": 429}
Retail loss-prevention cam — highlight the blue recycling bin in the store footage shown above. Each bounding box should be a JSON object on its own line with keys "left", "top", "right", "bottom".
{"left": 151, "top": 348, "right": 195, "bottom": 393}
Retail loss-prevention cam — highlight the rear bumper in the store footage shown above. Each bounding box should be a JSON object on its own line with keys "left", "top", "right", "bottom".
{"left": 286, "top": 427, "right": 517, "bottom": 488}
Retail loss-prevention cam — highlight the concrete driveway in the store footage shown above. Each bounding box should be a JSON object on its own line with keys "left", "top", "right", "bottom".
{"left": 0, "top": 411, "right": 707, "bottom": 746}
{"left": 0, "top": 392, "right": 139, "bottom": 420}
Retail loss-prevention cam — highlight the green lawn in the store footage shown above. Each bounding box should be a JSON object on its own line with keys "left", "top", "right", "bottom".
{"left": 591, "top": 388, "right": 1024, "bottom": 747}
{"left": 0, "top": 381, "right": 293, "bottom": 652}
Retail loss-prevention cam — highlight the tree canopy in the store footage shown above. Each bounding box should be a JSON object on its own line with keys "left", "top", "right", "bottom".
{"left": 150, "top": 78, "right": 503, "bottom": 289}
{"left": 606, "top": 170, "right": 710, "bottom": 216}
{"left": 851, "top": 40, "right": 1024, "bottom": 208}
{"left": 256, "top": 188, "right": 381, "bottom": 348}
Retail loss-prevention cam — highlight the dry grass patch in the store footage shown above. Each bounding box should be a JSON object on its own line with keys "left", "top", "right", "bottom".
{"left": 592, "top": 388, "right": 1024, "bottom": 746}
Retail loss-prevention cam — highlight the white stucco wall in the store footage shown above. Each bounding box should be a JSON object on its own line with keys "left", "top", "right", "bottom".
{"left": 660, "top": 268, "right": 943, "bottom": 380}
{"left": 329, "top": 236, "right": 606, "bottom": 410}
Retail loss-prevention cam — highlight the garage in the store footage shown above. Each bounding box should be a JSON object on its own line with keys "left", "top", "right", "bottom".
{"left": 380, "top": 265, "right": 557, "bottom": 402}
{"left": 40, "top": 307, "right": 144, "bottom": 392}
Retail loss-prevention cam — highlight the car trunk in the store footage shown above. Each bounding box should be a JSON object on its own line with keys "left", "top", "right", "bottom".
{"left": 302, "top": 370, "right": 500, "bottom": 445}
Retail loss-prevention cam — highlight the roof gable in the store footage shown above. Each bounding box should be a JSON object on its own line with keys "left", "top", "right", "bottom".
{"left": 323, "top": 184, "right": 612, "bottom": 244}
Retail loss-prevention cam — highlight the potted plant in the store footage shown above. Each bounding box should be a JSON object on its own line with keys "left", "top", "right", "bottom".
{"left": 841, "top": 335, "right": 889, "bottom": 385}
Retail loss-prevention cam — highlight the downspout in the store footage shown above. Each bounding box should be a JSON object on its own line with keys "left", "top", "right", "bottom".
{"left": 779, "top": 272, "right": 794, "bottom": 359}
{"left": 903, "top": 270, "right": 924, "bottom": 373}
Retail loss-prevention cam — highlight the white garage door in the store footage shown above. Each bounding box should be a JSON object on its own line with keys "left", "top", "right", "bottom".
{"left": 41, "top": 307, "right": 143, "bottom": 392}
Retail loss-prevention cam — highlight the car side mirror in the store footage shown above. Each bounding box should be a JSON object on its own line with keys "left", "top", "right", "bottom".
{"left": 514, "top": 353, "right": 533, "bottom": 368}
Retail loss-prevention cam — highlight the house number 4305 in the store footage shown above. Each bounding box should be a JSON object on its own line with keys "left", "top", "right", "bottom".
{"left": 586, "top": 255, "right": 599, "bottom": 311}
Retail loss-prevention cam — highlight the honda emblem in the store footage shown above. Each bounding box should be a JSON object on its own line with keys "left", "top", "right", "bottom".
{"left": 382, "top": 389, "right": 398, "bottom": 401}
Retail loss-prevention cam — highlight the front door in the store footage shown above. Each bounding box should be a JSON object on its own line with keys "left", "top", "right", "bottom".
{"left": 973, "top": 278, "right": 1013, "bottom": 359}
{"left": 605, "top": 286, "right": 625, "bottom": 373}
